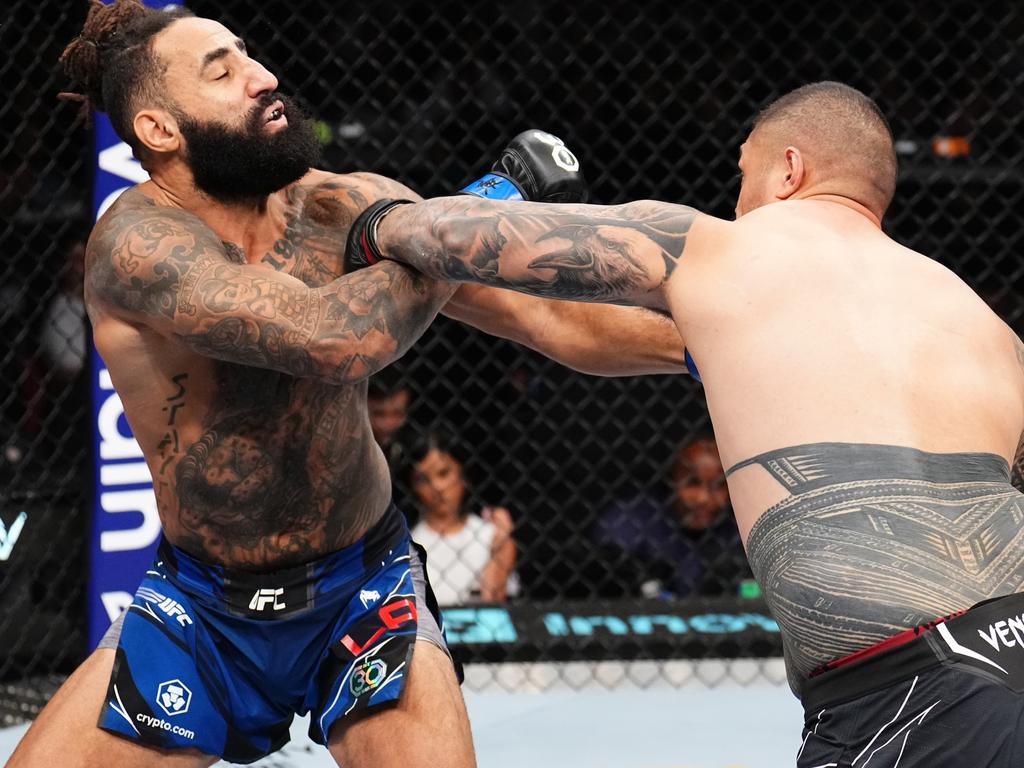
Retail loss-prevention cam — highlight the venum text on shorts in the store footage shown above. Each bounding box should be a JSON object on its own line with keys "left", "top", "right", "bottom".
{"left": 978, "top": 613, "right": 1024, "bottom": 652}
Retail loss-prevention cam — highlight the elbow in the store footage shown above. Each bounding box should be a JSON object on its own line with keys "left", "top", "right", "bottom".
{"left": 432, "top": 215, "right": 482, "bottom": 279}
{"left": 308, "top": 338, "right": 393, "bottom": 386}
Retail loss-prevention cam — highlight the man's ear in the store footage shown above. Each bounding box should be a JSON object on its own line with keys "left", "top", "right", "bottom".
{"left": 133, "top": 108, "right": 181, "bottom": 156}
{"left": 775, "top": 146, "right": 804, "bottom": 201}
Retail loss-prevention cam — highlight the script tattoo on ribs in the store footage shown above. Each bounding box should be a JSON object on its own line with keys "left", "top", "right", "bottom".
{"left": 389, "top": 200, "right": 696, "bottom": 302}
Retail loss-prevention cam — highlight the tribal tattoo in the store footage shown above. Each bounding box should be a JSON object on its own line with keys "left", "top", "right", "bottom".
{"left": 738, "top": 442, "right": 1024, "bottom": 694}
{"left": 380, "top": 198, "right": 697, "bottom": 305}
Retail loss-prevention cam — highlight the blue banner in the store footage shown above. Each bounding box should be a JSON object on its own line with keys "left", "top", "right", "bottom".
{"left": 88, "top": 0, "right": 178, "bottom": 650}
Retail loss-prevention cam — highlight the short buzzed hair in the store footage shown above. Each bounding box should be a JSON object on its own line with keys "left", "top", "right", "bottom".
{"left": 752, "top": 82, "right": 897, "bottom": 217}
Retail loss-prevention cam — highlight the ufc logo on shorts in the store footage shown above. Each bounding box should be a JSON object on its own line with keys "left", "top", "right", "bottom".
{"left": 249, "top": 587, "right": 286, "bottom": 612}
{"left": 136, "top": 587, "right": 193, "bottom": 627}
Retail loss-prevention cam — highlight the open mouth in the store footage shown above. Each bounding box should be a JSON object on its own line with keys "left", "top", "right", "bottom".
{"left": 265, "top": 101, "right": 285, "bottom": 123}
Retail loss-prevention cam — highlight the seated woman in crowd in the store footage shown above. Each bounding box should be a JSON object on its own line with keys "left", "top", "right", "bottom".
{"left": 401, "top": 428, "right": 518, "bottom": 605}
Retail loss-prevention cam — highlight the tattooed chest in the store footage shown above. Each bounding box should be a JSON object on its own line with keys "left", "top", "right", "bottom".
{"left": 229, "top": 184, "right": 359, "bottom": 287}
{"left": 167, "top": 357, "right": 374, "bottom": 565}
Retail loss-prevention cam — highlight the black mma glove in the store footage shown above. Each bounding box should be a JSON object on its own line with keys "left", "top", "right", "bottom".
{"left": 460, "top": 129, "right": 588, "bottom": 203}
{"left": 344, "top": 130, "right": 587, "bottom": 273}
{"left": 343, "top": 198, "right": 413, "bottom": 273}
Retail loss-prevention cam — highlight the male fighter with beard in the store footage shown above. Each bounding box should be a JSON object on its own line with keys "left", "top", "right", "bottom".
{"left": 355, "top": 82, "right": 1024, "bottom": 766}
{"left": 9, "top": 2, "right": 687, "bottom": 767}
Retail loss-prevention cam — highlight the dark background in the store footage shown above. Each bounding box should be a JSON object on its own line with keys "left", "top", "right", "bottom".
{"left": 1, "top": 0, "right": 1022, "bottom": 706}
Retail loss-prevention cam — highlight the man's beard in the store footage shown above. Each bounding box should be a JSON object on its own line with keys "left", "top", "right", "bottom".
{"left": 177, "top": 94, "right": 321, "bottom": 204}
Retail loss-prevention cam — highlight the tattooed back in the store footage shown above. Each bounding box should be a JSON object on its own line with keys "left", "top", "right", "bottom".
{"left": 85, "top": 171, "right": 450, "bottom": 571}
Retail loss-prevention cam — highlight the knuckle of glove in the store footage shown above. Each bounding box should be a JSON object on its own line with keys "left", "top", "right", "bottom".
{"left": 501, "top": 129, "right": 588, "bottom": 204}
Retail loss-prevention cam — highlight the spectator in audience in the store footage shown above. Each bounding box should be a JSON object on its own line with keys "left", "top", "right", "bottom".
{"left": 594, "top": 436, "right": 750, "bottom": 599}
{"left": 25, "top": 237, "right": 87, "bottom": 436}
{"left": 367, "top": 367, "right": 412, "bottom": 449}
{"left": 402, "top": 427, "right": 518, "bottom": 605}
{"left": 39, "top": 239, "right": 87, "bottom": 379}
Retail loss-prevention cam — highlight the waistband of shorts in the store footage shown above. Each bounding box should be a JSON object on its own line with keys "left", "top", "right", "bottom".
{"left": 802, "top": 592, "right": 1024, "bottom": 712}
{"left": 156, "top": 503, "right": 409, "bottom": 619}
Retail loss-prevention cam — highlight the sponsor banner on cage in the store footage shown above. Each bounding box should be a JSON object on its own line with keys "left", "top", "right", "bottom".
{"left": 442, "top": 598, "right": 782, "bottom": 661}
{"left": 87, "top": 0, "right": 178, "bottom": 650}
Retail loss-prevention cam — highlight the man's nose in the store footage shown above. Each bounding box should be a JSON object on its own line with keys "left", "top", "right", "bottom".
{"left": 245, "top": 59, "right": 279, "bottom": 99}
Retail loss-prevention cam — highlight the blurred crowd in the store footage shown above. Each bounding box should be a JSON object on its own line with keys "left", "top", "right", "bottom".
{"left": 369, "top": 368, "right": 750, "bottom": 606}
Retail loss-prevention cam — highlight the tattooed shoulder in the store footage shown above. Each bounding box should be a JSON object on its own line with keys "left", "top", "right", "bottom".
{"left": 87, "top": 202, "right": 225, "bottom": 321}
{"left": 337, "top": 172, "right": 423, "bottom": 204}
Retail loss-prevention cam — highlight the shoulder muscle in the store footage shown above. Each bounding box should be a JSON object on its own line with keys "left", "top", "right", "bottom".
{"left": 86, "top": 203, "right": 228, "bottom": 328}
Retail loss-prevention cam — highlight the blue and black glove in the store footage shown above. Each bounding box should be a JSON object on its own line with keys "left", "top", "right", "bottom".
{"left": 345, "top": 129, "right": 588, "bottom": 272}
{"left": 460, "top": 129, "right": 588, "bottom": 203}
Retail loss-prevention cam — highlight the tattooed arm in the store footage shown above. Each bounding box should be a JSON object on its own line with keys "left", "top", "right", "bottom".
{"left": 444, "top": 284, "right": 686, "bottom": 375}
{"left": 87, "top": 204, "right": 454, "bottom": 383}
{"left": 375, "top": 197, "right": 699, "bottom": 308}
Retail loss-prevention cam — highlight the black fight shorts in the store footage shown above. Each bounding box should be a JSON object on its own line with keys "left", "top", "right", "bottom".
{"left": 797, "top": 592, "right": 1024, "bottom": 768}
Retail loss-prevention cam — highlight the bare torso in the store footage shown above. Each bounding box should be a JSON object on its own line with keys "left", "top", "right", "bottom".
{"left": 89, "top": 171, "right": 401, "bottom": 570}
{"left": 375, "top": 193, "right": 1024, "bottom": 688}
{"left": 668, "top": 200, "right": 1024, "bottom": 686}
{"left": 670, "top": 200, "right": 1024, "bottom": 538}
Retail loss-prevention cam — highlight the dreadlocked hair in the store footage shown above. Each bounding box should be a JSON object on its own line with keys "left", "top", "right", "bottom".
{"left": 59, "top": 0, "right": 193, "bottom": 156}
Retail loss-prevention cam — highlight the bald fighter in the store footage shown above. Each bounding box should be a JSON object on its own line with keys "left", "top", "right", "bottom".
{"left": 9, "top": 3, "right": 686, "bottom": 767}
{"left": 353, "top": 82, "right": 1024, "bottom": 766}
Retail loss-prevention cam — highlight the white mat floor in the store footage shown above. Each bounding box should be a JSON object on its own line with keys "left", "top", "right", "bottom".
{"left": 0, "top": 668, "right": 802, "bottom": 767}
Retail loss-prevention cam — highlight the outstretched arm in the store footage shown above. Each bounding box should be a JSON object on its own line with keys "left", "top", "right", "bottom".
{"left": 443, "top": 284, "right": 686, "bottom": 376}
{"left": 376, "top": 196, "right": 699, "bottom": 308}
{"left": 87, "top": 203, "right": 455, "bottom": 383}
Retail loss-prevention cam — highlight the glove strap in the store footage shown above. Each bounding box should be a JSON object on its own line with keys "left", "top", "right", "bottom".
{"left": 459, "top": 172, "right": 525, "bottom": 201}
{"left": 362, "top": 199, "right": 414, "bottom": 264}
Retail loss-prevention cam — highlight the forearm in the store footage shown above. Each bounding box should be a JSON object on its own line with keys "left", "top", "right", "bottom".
{"left": 181, "top": 260, "right": 454, "bottom": 384}
{"left": 479, "top": 540, "right": 516, "bottom": 603}
{"left": 94, "top": 201, "right": 453, "bottom": 384}
{"left": 378, "top": 196, "right": 697, "bottom": 307}
{"left": 529, "top": 300, "right": 686, "bottom": 375}
{"left": 443, "top": 284, "right": 686, "bottom": 376}
{"left": 307, "top": 261, "right": 456, "bottom": 382}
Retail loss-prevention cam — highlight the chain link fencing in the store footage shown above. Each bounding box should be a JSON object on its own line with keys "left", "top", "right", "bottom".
{"left": 2, "top": 0, "right": 1023, "bottom": 718}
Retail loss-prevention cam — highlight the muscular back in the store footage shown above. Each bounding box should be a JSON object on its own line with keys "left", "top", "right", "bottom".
{"left": 671, "top": 200, "right": 1024, "bottom": 534}
{"left": 374, "top": 193, "right": 1024, "bottom": 687}
{"left": 87, "top": 172, "right": 451, "bottom": 570}
{"left": 674, "top": 201, "right": 1024, "bottom": 686}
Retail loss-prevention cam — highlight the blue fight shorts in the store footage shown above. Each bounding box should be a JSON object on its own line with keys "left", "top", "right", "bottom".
{"left": 96, "top": 505, "right": 455, "bottom": 763}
